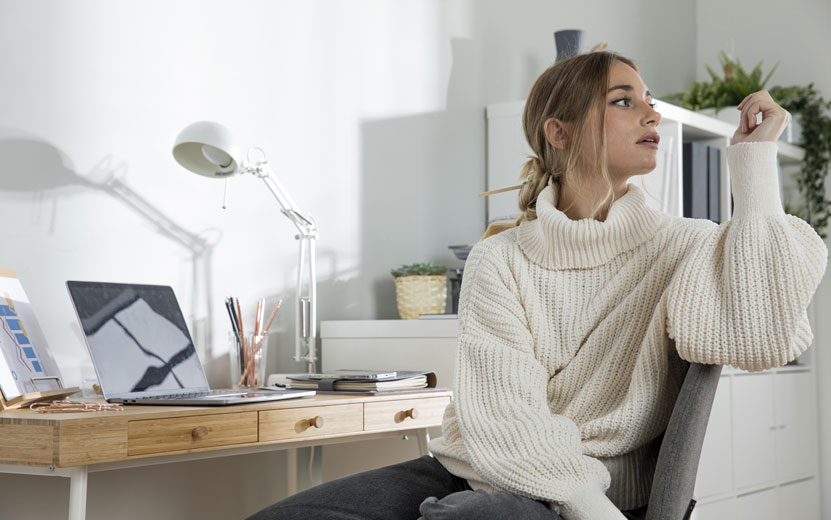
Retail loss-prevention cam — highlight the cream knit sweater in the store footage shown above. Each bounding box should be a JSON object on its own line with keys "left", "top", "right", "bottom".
{"left": 428, "top": 142, "right": 828, "bottom": 520}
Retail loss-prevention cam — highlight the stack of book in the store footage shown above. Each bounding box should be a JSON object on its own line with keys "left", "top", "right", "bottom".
{"left": 287, "top": 370, "right": 436, "bottom": 393}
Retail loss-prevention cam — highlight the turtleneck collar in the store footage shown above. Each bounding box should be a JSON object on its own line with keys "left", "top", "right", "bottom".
{"left": 516, "top": 182, "right": 670, "bottom": 270}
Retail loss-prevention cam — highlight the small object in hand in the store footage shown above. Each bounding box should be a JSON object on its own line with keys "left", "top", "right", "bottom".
{"left": 30, "top": 399, "right": 124, "bottom": 413}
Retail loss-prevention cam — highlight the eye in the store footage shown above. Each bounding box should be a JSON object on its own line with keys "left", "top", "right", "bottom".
{"left": 648, "top": 101, "right": 657, "bottom": 109}
{"left": 612, "top": 97, "right": 632, "bottom": 107}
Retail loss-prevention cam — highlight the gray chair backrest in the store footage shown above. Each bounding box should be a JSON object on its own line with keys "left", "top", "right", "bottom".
{"left": 645, "top": 363, "right": 723, "bottom": 520}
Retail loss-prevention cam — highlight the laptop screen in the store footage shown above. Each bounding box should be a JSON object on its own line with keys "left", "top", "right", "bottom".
{"left": 67, "top": 281, "right": 209, "bottom": 397}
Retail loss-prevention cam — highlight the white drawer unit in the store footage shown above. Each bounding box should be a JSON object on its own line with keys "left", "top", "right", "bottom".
{"left": 693, "top": 368, "right": 820, "bottom": 519}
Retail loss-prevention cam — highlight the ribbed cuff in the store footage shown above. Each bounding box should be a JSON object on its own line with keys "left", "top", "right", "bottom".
{"left": 556, "top": 483, "right": 627, "bottom": 520}
{"left": 726, "top": 141, "right": 784, "bottom": 219}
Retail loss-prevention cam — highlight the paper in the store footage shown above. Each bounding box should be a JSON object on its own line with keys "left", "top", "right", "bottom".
{"left": 0, "top": 269, "right": 62, "bottom": 400}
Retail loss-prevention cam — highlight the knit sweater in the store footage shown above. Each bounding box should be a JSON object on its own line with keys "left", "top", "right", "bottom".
{"left": 428, "top": 141, "right": 828, "bottom": 520}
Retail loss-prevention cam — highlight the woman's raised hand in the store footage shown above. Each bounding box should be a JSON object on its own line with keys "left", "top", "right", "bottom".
{"left": 731, "top": 90, "right": 791, "bottom": 145}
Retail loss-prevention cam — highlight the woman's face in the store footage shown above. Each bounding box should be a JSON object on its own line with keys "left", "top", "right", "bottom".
{"left": 576, "top": 61, "right": 662, "bottom": 183}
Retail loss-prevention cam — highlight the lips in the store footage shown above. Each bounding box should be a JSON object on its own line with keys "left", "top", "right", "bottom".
{"left": 637, "top": 132, "right": 660, "bottom": 148}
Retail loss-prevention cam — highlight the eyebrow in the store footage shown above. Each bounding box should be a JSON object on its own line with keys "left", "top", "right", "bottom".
{"left": 608, "top": 84, "right": 653, "bottom": 98}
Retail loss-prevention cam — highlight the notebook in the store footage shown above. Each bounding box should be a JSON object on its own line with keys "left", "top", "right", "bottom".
{"left": 66, "top": 281, "right": 314, "bottom": 406}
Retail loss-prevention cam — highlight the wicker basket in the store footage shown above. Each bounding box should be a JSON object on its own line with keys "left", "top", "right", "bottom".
{"left": 394, "top": 275, "right": 447, "bottom": 319}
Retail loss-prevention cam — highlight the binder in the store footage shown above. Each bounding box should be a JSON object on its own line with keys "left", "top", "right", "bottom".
{"left": 683, "top": 142, "right": 709, "bottom": 219}
{"left": 707, "top": 146, "right": 721, "bottom": 223}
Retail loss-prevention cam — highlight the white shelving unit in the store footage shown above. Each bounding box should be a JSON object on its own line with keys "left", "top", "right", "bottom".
{"left": 485, "top": 100, "right": 805, "bottom": 226}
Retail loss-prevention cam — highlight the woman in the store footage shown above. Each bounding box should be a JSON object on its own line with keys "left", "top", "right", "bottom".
{"left": 249, "top": 50, "right": 828, "bottom": 520}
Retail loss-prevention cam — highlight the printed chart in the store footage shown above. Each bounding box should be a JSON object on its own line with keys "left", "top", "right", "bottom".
{"left": 0, "top": 269, "right": 61, "bottom": 400}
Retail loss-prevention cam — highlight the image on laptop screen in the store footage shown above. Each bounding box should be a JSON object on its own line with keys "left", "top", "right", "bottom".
{"left": 67, "top": 282, "right": 209, "bottom": 396}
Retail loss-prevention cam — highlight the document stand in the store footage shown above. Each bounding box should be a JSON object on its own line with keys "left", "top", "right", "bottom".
{"left": 0, "top": 376, "right": 79, "bottom": 411}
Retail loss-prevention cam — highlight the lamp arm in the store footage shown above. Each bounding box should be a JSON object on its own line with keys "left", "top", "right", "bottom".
{"left": 242, "top": 160, "right": 318, "bottom": 372}
{"left": 250, "top": 164, "right": 318, "bottom": 238}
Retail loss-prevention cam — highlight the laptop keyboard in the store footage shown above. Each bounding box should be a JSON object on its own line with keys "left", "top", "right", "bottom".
{"left": 135, "top": 389, "right": 242, "bottom": 400}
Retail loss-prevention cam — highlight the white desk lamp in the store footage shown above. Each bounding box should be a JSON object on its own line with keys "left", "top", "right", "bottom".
{"left": 172, "top": 121, "right": 319, "bottom": 373}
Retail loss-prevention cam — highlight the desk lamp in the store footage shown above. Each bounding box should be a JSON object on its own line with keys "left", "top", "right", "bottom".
{"left": 172, "top": 121, "right": 319, "bottom": 373}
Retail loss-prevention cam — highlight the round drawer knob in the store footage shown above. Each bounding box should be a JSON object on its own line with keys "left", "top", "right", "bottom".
{"left": 307, "top": 416, "right": 324, "bottom": 429}
{"left": 191, "top": 426, "right": 209, "bottom": 440}
{"left": 405, "top": 408, "right": 419, "bottom": 420}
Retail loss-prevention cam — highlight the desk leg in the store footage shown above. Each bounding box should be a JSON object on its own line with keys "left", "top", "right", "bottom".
{"left": 416, "top": 429, "right": 431, "bottom": 456}
{"left": 68, "top": 466, "right": 88, "bottom": 520}
{"left": 286, "top": 448, "right": 298, "bottom": 496}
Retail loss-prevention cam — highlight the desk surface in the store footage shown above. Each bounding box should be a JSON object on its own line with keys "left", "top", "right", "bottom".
{"left": 0, "top": 390, "right": 452, "bottom": 468}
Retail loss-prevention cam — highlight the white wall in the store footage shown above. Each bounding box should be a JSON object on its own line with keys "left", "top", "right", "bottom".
{"left": 696, "top": 2, "right": 831, "bottom": 518}
{"left": 0, "top": 0, "right": 698, "bottom": 518}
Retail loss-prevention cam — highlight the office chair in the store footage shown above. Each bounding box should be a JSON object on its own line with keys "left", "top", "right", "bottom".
{"left": 645, "top": 363, "right": 723, "bottom": 520}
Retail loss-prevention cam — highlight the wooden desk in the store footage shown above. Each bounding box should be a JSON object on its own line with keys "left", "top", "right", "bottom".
{"left": 0, "top": 390, "right": 451, "bottom": 520}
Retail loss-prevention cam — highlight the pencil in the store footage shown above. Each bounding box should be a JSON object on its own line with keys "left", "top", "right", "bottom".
{"left": 238, "top": 300, "right": 282, "bottom": 386}
{"left": 263, "top": 300, "right": 282, "bottom": 334}
{"left": 235, "top": 298, "right": 247, "bottom": 377}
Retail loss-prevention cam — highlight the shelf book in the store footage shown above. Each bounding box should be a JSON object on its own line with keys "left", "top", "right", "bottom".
{"left": 0, "top": 269, "right": 77, "bottom": 410}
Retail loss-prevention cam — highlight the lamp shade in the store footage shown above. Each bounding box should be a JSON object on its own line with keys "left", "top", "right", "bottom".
{"left": 172, "top": 121, "right": 241, "bottom": 178}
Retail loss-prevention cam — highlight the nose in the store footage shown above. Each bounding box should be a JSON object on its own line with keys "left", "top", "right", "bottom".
{"left": 644, "top": 103, "right": 661, "bottom": 127}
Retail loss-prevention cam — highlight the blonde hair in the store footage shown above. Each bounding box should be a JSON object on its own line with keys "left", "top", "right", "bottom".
{"left": 482, "top": 50, "right": 637, "bottom": 240}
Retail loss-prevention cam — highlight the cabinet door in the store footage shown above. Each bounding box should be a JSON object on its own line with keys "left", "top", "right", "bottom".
{"left": 775, "top": 371, "right": 819, "bottom": 482}
{"left": 732, "top": 374, "right": 776, "bottom": 489}
{"left": 691, "top": 497, "right": 736, "bottom": 520}
{"left": 778, "top": 478, "right": 820, "bottom": 519}
{"left": 736, "top": 488, "right": 778, "bottom": 520}
{"left": 695, "top": 376, "right": 733, "bottom": 498}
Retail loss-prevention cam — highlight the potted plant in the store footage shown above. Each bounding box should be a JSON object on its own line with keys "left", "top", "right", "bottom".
{"left": 391, "top": 262, "right": 448, "bottom": 319}
{"left": 770, "top": 84, "right": 831, "bottom": 238}
{"left": 665, "top": 51, "right": 779, "bottom": 119}
{"left": 664, "top": 52, "right": 831, "bottom": 239}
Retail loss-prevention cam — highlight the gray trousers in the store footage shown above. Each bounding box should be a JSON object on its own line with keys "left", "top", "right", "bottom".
{"left": 246, "top": 455, "right": 648, "bottom": 520}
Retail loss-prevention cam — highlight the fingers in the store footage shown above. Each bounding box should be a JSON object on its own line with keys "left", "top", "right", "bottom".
{"left": 734, "top": 90, "right": 791, "bottom": 143}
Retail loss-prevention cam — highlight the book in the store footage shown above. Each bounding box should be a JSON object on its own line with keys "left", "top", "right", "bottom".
{"left": 305, "top": 370, "right": 398, "bottom": 380}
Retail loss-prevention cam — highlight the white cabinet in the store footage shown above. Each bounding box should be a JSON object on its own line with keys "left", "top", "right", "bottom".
{"left": 692, "top": 369, "right": 820, "bottom": 519}
{"left": 320, "top": 319, "right": 459, "bottom": 390}
{"left": 775, "top": 372, "right": 819, "bottom": 482}
{"left": 694, "top": 376, "right": 733, "bottom": 498}
{"left": 736, "top": 488, "right": 779, "bottom": 520}
{"left": 732, "top": 374, "right": 777, "bottom": 490}
{"left": 691, "top": 497, "right": 736, "bottom": 520}
{"left": 318, "top": 319, "right": 459, "bottom": 482}
{"left": 779, "top": 478, "right": 821, "bottom": 518}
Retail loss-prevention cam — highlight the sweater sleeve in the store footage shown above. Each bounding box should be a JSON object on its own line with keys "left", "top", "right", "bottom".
{"left": 454, "top": 242, "right": 625, "bottom": 520}
{"left": 666, "top": 141, "right": 828, "bottom": 372}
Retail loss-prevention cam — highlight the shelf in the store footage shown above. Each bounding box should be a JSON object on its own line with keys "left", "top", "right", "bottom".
{"left": 486, "top": 99, "right": 805, "bottom": 163}
{"left": 321, "top": 319, "right": 459, "bottom": 339}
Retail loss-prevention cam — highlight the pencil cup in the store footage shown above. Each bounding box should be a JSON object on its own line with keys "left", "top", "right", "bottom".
{"left": 229, "top": 332, "right": 269, "bottom": 389}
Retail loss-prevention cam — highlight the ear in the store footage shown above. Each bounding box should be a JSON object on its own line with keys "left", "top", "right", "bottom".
{"left": 544, "top": 118, "right": 570, "bottom": 150}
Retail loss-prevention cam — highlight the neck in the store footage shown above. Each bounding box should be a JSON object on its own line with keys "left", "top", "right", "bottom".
{"left": 556, "top": 177, "right": 630, "bottom": 221}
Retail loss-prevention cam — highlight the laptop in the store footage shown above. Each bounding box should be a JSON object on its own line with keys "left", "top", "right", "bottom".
{"left": 66, "top": 281, "right": 315, "bottom": 406}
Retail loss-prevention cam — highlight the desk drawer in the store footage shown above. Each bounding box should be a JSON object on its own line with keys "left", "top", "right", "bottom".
{"left": 364, "top": 397, "right": 449, "bottom": 431}
{"left": 260, "top": 404, "right": 363, "bottom": 441}
{"left": 127, "top": 412, "right": 258, "bottom": 456}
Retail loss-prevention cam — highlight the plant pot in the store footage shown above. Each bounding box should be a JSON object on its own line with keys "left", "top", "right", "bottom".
{"left": 394, "top": 275, "right": 447, "bottom": 319}
{"left": 698, "top": 106, "right": 802, "bottom": 144}
{"left": 699, "top": 106, "right": 741, "bottom": 127}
